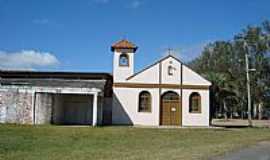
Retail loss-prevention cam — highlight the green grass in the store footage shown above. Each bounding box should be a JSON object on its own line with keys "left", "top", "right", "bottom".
{"left": 0, "top": 125, "right": 270, "bottom": 160}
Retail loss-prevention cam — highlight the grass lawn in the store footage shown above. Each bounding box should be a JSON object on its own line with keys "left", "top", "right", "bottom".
{"left": 0, "top": 125, "right": 270, "bottom": 160}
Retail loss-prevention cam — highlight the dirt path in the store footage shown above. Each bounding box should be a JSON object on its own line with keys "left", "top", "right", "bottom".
{"left": 212, "top": 141, "right": 270, "bottom": 160}
{"left": 212, "top": 119, "right": 270, "bottom": 128}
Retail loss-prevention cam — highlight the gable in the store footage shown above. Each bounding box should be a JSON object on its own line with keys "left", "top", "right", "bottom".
{"left": 160, "top": 56, "right": 181, "bottom": 84}
{"left": 126, "top": 55, "right": 177, "bottom": 83}
{"left": 182, "top": 65, "right": 211, "bottom": 85}
{"left": 127, "top": 62, "right": 159, "bottom": 83}
{"left": 126, "top": 55, "right": 211, "bottom": 86}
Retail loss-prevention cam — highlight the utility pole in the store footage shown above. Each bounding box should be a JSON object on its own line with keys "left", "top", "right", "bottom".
{"left": 244, "top": 42, "right": 254, "bottom": 127}
{"left": 245, "top": 53, "right": 252, "bottom": 127}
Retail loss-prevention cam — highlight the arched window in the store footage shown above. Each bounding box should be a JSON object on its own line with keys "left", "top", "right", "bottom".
{"left": 189, "top": 92, "right": 201, "bottom": 113}
{"left": 138, "top": 91, "right": 151, "bottom": 112}
{"left": 119, "top": 53, "right": 129, "bottom": 66}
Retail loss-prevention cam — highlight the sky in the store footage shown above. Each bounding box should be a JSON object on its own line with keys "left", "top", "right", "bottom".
{"left": 0, "top": 0, "right": 269, "bottom": 73}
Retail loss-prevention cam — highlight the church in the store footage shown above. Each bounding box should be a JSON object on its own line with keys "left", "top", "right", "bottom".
{"left": 0, "top": 39, "right": 211, "bottom": 127}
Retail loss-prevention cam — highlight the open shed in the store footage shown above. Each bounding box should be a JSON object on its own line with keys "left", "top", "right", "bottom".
{"left": 0, "top": 71, "right": 113, "bottom": 126}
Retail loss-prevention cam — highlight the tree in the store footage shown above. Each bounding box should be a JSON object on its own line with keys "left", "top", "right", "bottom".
{"left": 189, "top": 20, "right": 270, "bottom": 120}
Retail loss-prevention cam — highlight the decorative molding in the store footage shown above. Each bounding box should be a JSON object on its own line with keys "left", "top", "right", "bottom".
{"left": 113, "top": 83, "right": 209, "bottom": 90}
{"left": 115, "top": 48, "right": 135, "bottom": 53}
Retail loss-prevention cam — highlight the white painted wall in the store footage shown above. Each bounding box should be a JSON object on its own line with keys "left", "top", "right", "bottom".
{"left": 161, "top": 57, "right": 181, "bottom": 84}
{"left": 182, "top": 89, "right": 210, "bottom": 126}
{"left": 113, "top": 50, "right": 134, "bottom": 82}
{"left": 113, "top": 87, "right": 210, "bottom": 126}
{"left": 127, "top": 56, "right": 182, "bottom": 84}
{"left": 127, "top": 63, "right": 159, "bottom": 83}
{"left": 182, "top": 65, "right": 211, "bottom": 85}
{"left": 112, "top": 55, "right": 211, "bottom": 126}
{"left": 112, "top": 88, "right": 160, "bottom": 126}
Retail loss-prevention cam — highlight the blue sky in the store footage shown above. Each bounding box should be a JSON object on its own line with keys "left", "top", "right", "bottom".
{"left": 0, "top": 0, "right": 269, "bottom": 72}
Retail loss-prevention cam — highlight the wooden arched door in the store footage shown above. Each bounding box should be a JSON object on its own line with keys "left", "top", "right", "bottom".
{"left": 160, "top": 91, "right": 181, "bottom": 125}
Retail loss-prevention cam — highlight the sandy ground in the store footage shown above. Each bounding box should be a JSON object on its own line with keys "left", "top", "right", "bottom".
{"left": 212, "top": 119, "right": 270, "bottom": 127}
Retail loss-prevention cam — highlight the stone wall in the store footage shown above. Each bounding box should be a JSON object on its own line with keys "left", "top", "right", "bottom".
{"left": 35, "top": 93, "right": 53, "bottom": 124}
{"left": 0, "top": 89, "right": 33, "bottom": 124}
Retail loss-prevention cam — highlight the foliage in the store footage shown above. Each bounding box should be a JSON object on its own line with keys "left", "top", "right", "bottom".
{"left": 189, "top": 21, "right": 270, "bottom": 119}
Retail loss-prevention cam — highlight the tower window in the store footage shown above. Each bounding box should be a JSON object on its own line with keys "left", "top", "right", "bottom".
{"left": 119, "top": 53, "right": 129, "bottom": 66}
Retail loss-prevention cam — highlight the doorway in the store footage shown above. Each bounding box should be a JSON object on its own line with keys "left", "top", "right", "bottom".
{"left": 160, "top": 91, "right": 181, "bottom": 125}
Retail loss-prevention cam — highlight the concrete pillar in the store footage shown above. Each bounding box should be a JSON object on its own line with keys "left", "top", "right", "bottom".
{"left": 92, "top": 92, "right": 98, "bottom": 126}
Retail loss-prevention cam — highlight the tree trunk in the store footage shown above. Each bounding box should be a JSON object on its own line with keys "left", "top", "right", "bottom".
{"left": 258, "top": 102, "right": 263, "bottom": 120}
{"left": 223, "top": 99, "right": 228, "bottom": 121}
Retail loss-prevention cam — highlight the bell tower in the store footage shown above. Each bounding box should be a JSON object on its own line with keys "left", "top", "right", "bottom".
{"left": 111, "top": 39, "right": 138, "bottom": 82}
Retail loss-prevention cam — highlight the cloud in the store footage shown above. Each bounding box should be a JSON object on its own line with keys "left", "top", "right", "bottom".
{"left": 0, "top": 50, "right": 60, "bottom": 70}
{"left": 32, "top": 18, "right": 49, "bottom": 25}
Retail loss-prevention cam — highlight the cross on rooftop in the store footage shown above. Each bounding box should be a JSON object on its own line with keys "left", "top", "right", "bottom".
{"left": 165, "top": 48, "right": 179, "bottom": 56}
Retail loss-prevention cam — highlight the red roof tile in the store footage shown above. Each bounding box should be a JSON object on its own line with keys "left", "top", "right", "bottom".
{"left": 111, "top": 39, "right": 138, "bottom": 52}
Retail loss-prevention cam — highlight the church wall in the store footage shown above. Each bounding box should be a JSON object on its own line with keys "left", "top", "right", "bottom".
{"left": 161, "top": 57, "right": 182, "bottom": 84}
{"left": 112, "top": 87, "right": 210, "bottom": 126}
{"left": 128, "top": 56, "right": 183, "bottom": 85}
{"left": 182, "top": 65, "right": 211, "bottom": 85}
{"left": 112, "top": 87, "right": 160, "bottom": 126}
{"left": 113, "top": 51, "right": 134, "bottom": 83}
{"left": 127, "top": 63, "right": 159, "bottom": 83}
{"left": 113, "top": 54, "right": 211, "bottom": 127}
{"left": 182, "top": 89, "right": 210, "bottom": 126}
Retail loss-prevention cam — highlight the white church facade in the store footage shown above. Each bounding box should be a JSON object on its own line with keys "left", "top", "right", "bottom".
{"left": 0, "top": 39, "right": 211, "bottom": 127}
{"left": 112, "top": 40, "right": 211, "bottom": 126}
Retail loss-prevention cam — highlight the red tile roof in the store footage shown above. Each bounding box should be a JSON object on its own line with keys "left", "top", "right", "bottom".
{"left": 111, "top": 39, "right": 138, "bottom": 52}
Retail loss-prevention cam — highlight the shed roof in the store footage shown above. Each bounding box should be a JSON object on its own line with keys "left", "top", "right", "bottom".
{"left": 0, "top": 70, "right": 112, "bottom": 80}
